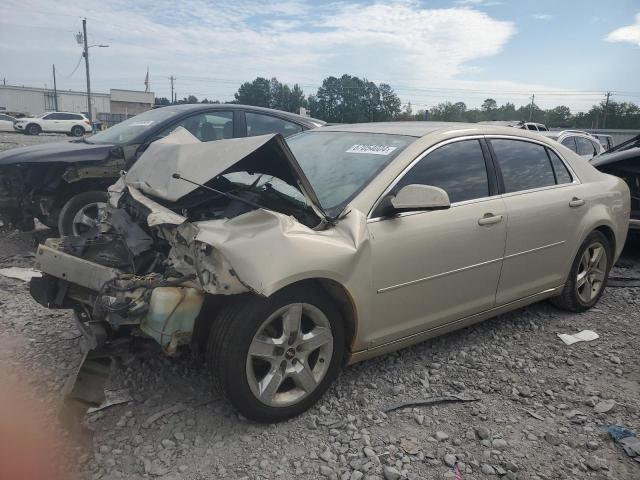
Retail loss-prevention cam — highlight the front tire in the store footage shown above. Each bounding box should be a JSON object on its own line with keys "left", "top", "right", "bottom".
{"left": 25, "top": 123, "right": 41, "bottom": 135}
{"left": 71, "top": 125, "right": 85, "bottom": 137}
{"left": 57, "top": 191, "right": 109, "bottom": 236}
{"left": 551, "top": 230, "right": 612, "bottom": 312}
{"left": 207, "top": 285, "right": 344, "bottom": 422}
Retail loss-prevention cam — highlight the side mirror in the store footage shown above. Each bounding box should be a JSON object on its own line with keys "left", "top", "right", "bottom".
{"left": 390, "top": 184, "right": 450, "bottom": 213}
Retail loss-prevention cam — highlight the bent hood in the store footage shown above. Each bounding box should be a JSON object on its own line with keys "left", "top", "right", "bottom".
{"left": 125, "top": 127, "right": 329, "bottom": 221}
{"left": 0, "top": 139, "right": 117, "bottom": 167}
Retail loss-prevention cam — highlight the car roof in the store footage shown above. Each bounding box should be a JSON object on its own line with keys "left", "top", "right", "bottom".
{"left": 156, "top": 103, "right": 325, "bottom": 127}
{"left": 317, "top": 121, "right": 483, "bottom": 137}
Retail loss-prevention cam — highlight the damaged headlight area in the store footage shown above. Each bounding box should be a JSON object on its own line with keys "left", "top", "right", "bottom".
{"left": 29, "top": 191, "right": 232, "bottom": 356}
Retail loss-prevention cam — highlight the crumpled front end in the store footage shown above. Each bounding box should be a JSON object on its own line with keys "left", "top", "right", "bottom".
{"left": 30, "top": 186, "right": 243, "bottom": 356}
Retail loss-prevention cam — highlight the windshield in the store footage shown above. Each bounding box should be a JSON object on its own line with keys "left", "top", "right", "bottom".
{"left": 89, "top": 107, "right": 180, "bottom": 145}
{"left": 287, "top": 131, "right": 415, "bottom": 216}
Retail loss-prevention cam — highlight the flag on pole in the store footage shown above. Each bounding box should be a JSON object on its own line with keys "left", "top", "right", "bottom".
{"left": 144, "top": 67, "right": 149, "bottom": 92}
{"left": 453, "top": 462, "right": 463, "bottom": 480}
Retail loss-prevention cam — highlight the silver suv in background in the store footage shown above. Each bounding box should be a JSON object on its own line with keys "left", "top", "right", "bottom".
{"left": 479, "top": 120, "right": 548, "bottom": 131}
{"left": 13, "top": 111, "right": 92, "bottom": 136}
{"left": 539, "top": 130, "right": 603, "bottom": 160}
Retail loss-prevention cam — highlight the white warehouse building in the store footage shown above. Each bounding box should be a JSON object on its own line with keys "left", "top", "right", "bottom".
{"left": 0, "top": 85, "right": 154, "bottom": 124}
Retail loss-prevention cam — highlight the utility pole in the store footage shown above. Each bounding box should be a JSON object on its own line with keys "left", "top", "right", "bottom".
{"left": 169, "top": 76, "right": 175, "bottom": 104}
{"left": 52, "top": 64, "right": 58, "bottom": 111}
{"left": 528, "top": 94, "right": 535, "bottom": 122}
{"left": 602, "top": 92, "right": 611, "bottom": 129}
{"left": 82, "top": 18, "right": 92, "bottom": 122}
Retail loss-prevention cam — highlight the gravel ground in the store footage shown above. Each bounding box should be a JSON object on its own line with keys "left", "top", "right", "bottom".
{"left": 0, "top": 134, "right": 639, "bottom": 480}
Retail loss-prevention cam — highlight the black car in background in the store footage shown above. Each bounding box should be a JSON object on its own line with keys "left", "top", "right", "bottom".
{"left": 590, "top": 134, "right": 640, "bottom": 235}
{"left": 0, "top": 104, "right": 324, "bottom": 234}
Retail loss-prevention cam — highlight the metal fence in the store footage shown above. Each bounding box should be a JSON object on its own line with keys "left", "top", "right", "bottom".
{"left": 583, "top": 129, "right": 640, "bottom": 146}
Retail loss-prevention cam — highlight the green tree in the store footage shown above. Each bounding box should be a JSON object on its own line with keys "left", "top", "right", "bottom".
{"left": 154, "top": 97, "right": 171, "bottom": 106}
{"left": 545, "top": 106, "right": 572, "bottom": 127}
{"left": 309, "top": 75, "right": 401, "bottom": 122}
{"left": 481, "top": 98, "right": 497, "bottom": 112}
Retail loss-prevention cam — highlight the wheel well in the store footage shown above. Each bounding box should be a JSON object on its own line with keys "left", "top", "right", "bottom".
{"left": 190, "top": 278, "right": 358, "bottom": 363}
{"left": 56, "top": 180, "right": 113, "bottom": 205}
{"left": 595, "top": 225, "right": 616, "bottom": 256}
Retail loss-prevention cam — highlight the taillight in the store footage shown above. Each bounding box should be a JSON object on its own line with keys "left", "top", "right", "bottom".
{"left": 84, "top": 120, "right": 91, "bottom": 126}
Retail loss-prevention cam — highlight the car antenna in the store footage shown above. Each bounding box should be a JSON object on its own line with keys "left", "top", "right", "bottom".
{"left": 172, "top": 173, "right": 264, "bottom": 210}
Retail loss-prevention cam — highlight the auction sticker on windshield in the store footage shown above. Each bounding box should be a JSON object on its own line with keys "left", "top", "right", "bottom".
{"left": 346, "top": 144, "right": 397, "bottom": 155}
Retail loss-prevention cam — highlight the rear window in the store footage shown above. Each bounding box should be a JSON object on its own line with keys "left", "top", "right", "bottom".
{"left": 287, "top": 131, "right": 415, "bottom": 216}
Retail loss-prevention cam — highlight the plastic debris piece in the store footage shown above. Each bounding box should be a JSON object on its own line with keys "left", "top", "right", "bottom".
{"left": 557, "top": 330, "right": 599, "bottom": 345}
{"left": 605, "top": 425, "right": 639, "bottom": 459}
{"left": 87, "top": 389, "right": 133, "bottom": 413}
{"left": 594, "top": 399, "right": 616, "bottom": 414}
{"left": 0, "top": 267, "right": 42, "bottom": 282}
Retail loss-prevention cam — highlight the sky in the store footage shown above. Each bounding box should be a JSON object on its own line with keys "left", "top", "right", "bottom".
{"left": 1, "top": 0, "right": 639, "bottom": 112}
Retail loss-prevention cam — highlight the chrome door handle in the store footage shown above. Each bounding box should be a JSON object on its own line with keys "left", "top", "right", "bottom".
{"left": 478, "top": 213, "right": 503, "bottom": 226}
{"left": 569, "top": 197, "right": 585, "bottom": 208}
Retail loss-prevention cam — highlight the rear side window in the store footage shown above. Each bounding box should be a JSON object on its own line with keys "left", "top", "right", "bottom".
{"left": 547, "top": 149, "right": 572, "bottom": 184}
{"left": 395, "top": 139, "right": 489, "bottom": 203}
{"left": 491, "top": 139, "right": 556, "bottom": 193}
{"left": 576, "top": 137, "right": 596, "bottom": 156}
{"left": 246, "top": 113, "right": 302, "bottom": 138}
{"left": 561, "top": 136, "right": 577, "bottom": 152}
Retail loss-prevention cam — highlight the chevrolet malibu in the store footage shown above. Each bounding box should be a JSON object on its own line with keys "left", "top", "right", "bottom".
{"left": 30, "top": 123, "right": 630, "bottom": 422}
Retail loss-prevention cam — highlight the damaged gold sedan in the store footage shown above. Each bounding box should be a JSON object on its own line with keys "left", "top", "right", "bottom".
{"left": 30, "top": 123, "right": 630, "bottom": 421}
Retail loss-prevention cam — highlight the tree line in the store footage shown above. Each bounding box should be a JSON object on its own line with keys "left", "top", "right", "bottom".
{"left": 155, "top": 77, "right": 640, "bottom": 129}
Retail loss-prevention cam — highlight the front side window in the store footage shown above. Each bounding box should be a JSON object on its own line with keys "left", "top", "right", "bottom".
{"left": 394, "top": 139, "right": 490, "bottom": 204}
{"left": 287, "top": 131, "right": 415, "bottom": 216}
{"left": 169, "top": 111, "right": 234, "bottom": 142}
{"left": 561, "top": 136, "right": 577, "bottom": 152}
{"left": 526, "top": 124, "right": 538, "bottom": 131}
{"left": 576, "top": 137, "right": 597, "bottom": 156}
{"left": 43, "top": 113, "right": 60, "bottom": 120}
{"left": 491, "top": 139, "right": 556, "bottom": 193}
{"left": 246, "top": 112, "right": 302, "bottom": 138}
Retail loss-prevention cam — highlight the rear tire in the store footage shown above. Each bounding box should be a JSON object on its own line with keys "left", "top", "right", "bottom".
{"left": 71, "top": 125, "right": 85, "bottom": 137}
{"left": 551, "top": 230, "right": 612, "bottom": 312}
{"left": 25, "top": 123, "right": 41, "bottom": 135}
{"left": 57, "top": 191, "right": 109, "bottom": 236}
{"left": 206, "top": 285, "right": 344, "bottom": 422}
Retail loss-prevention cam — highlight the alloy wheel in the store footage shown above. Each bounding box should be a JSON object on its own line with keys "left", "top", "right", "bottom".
{"left": 71, "top": 202, "right": 106, "bottom": 236}
{"left": 576, "top": 241, "right": 608, "bottom": 303}
{"left": 246, "top": 303, "right": 334, "bottom": 407}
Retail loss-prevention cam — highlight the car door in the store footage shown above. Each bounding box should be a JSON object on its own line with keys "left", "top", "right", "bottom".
{"left": 40, "top": 113, "right": 60, "bottom": 132}
{"left": 489, "top": 138, "right": 587, "bottom": 304}
{"left": 0, "top": 114, "right": 13, "bottom": 132}
{"left": 366, "top": 138, "right": 507, "bottom": 347}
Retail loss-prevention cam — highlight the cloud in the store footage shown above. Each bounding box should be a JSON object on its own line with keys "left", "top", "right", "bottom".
{"left": 531, "top": 13, "right": 553, "bottom": 21}
{"left": 605, "top": 13, "right": 640, "bottom": 46}
{"left": 454, "top": 0, "right": 503, "bottom": 6}
{"left": 0, "top": 0, "right": 602, "bottom": 110}
{"left": 0, "top": 0, "right": 515, "bottom": 95}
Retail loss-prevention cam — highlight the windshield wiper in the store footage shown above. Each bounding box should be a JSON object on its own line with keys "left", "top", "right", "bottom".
{"left": 172, "top": 173, "right": 267, "bottom": 211}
